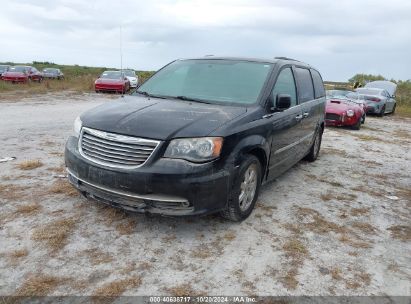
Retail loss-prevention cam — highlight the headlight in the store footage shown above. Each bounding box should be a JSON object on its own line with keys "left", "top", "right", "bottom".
{"left": 73, "top": 116, "right": 82, "bottom": 137}
{"left": 346, "top": 109, "right": 354, "bottom": 117}
{"left": 164, "top": 137, "right": 223, "bottom": 162}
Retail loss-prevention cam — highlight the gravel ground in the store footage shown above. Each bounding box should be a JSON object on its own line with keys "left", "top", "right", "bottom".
{"left": 0, "top": 92, "right": 410, "bottom": 296}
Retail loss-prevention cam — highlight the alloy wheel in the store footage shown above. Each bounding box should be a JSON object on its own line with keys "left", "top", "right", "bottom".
{"left": 239, "top": 164, "right": 258, "bottom": 212}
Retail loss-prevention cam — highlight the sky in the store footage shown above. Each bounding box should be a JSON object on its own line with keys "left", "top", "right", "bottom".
{"left": 0, "top": 0, "right": 410, "bottom": 81}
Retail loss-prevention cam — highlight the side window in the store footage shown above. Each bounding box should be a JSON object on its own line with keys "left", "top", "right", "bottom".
{"left": 311, "top": 69, "right": 325, "bottom": 98}
{"left": 295, "top": 67, "right": 314, "bottom": 102}
{"left": 272, "top": 68, "right": 297, "bottom": 107}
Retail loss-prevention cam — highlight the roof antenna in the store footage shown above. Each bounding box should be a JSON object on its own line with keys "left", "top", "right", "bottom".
{"left": 120, "top": 25, "right": 124, "bottom": 98}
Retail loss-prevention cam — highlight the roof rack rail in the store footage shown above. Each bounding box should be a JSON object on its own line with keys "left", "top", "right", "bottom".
{"left": 204, "top": 54, "right": 214, "bottom": 57}
{"left": 274, "top": 56, "right": 300, "bottom": 62}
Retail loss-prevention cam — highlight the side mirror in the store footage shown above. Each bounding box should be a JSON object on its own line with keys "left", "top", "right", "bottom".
{"left": 274, "top": 94, "right": 291, "bottom": 111}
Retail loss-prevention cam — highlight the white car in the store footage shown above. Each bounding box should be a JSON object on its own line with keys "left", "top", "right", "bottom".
{"left": 122, "top": 70, "right": 139, "bottom": 88}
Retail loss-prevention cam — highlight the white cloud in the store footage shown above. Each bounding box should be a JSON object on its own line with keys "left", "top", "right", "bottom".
{"left": 0, "top": 0, "right": 410, "bottom": 80}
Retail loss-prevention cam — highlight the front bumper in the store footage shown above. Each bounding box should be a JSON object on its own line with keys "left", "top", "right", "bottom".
{"left": 95, "top": 84, "right": 124, "bottom": 92}
{"left": 65, "top": 136, "right": 232, "bottom": 216}
{"left": 3, "top": 77, "right": 27, "bottom": 82}
{"left": 365, "top": 103, "right": 381, "bottom": 114}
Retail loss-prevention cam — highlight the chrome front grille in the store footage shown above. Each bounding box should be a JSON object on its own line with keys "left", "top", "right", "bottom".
{"left": 79, "top": 127, "right": 160, "bottom": 169}
{"left": 325, "top": 113, "right": 341, "bottom": 121}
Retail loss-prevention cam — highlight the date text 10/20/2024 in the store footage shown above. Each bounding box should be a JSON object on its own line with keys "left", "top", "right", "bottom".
{"left": 149, "top": 296, "right": 257, "bottom": 303}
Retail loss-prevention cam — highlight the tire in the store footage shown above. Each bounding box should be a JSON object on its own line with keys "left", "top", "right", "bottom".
{"left": 352, "top": 118, "right": 361, "bottom": 130}
{"left": 378, "top": 105, "right": 385, "bottom": 117}
{"left": 220, "top": 155, "right": 262, "bottom": 222}
{"left": 361, "top": 114, "right": 366, "bottom": 124}
{"left": 304, "top": 127, "right": 323, "bottom": 162}
{"left": 391, "top": 104, "right": 396, "bottom": 114}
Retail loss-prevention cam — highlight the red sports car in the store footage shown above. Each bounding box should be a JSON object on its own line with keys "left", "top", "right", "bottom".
{"left": 95, "top": 71, "right": 130, "bottom": 93}
{"left": 2, "top": 66, "right": 43, "bottom": 83}
{"left": 325, "top": 97, "right": 365, "bottom": 130}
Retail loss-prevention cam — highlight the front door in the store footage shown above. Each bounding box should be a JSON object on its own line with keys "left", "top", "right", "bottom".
{"left": 267, "top": 67, "right": 304, "bottom": 180}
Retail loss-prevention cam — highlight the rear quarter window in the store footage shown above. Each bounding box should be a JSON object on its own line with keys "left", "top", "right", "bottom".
{"left": 311, "top": 69, "right": 325, "bottom": 98}
{"left": 295, "top": 68, "right": 314, "bottom": 102}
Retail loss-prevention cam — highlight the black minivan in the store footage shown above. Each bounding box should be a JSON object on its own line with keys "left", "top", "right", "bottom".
{"left": 65, "top": 57, "right": 326, "bottom": 221}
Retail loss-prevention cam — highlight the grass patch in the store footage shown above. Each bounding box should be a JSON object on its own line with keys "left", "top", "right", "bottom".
{"left": 350, "top": 207, "right": 370, "bottom": 216}
{"left": 15, "top": 159, "right": 43, "bottom": 170}
{"left": 7, "top": 248, "right": 29, "bottom": 265}
{"left": 31, "top": 218, "right": 76, "bottom": 251}
{"left": 297, "top": 207, "right": 346, "bottom": 234}
{"left": 15, "top": 202, "right": 42, "bottom": 216}
{"left": 330, "top": 268, "right": 342, "bottom": 281}
{"left": 115, "top": 219, "right": 137, "bottom": 235}
{"left": 396, "top": 104, "right": 411, "bottom": 118}
{"left": 223, "top": 231, "right": 236, "bottom": 241}
{"left": 82, "top": 248, "right": 114, "bottom": 266}
{"left": 50, "top": 180, "right": 78, "bottom": 196}
{"left": 0, "top": 183, "right": 26, "bottom": 200}
{"left": 387, "top": 225, "right": 411, "bottom": 241}
{"left": 15, "top": 274, "right": 66, "bottom": 296}
{"left": 92, "top": 277, "right": 142, "bottom": 296}
{"left": 283, "top": 239, "right": 308, "bottom": 258}
{"left": 280, "top": 268, "right": 299, "bottom": 290}
{"left": 351, "top": 222, "right": 377, "bottom": 235}
{"left": 165, "top": 283, "right": 197, "bottom": 297}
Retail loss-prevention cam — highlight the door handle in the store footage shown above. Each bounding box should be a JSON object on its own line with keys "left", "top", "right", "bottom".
{"left": 303, "top": 112, "right": 309, "bottom": 118}
{"left": 295, "top": 114, "right": 303, "bottom": 121}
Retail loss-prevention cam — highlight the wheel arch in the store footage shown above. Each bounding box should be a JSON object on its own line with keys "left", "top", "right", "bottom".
{"left": 227, "top": 135, "right": 270, "bottom": 181}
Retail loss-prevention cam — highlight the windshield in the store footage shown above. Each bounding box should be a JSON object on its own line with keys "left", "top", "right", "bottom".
{"left": 122, "top": 70, "right": 135, "bottom": 77}
{"left": 100, "top": 71, "right": 122, "bottom": 79}
{"left": 326, "top": 90, "right": 351, "bottom": 98}
{"left": 0, "top": 66, "right": 8, "bottom": 72}
{"left": 138, "top": 59, "right": 273, "bottom": 105}
{"left": 9, "top": 66, "right": 27, "bottom": 73}
{"left": 356, "top": 88, "right": 382, "bottom": 95}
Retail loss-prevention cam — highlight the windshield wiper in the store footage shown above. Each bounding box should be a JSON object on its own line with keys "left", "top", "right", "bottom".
{"left": 173, "top": 95, "right": 212, "bottom": 104}
{"left": 135, "top": 91, "right": 167, "bottom": 99}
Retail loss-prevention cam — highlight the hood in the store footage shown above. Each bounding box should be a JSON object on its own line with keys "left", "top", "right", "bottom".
{"left": 326, "top": 99, "right": 354, "bottom": 114}
{"left": 96, "top": 78, "right": 124, "bottom": 84}
{"left": 364, "top": 81, "right": 397, "bottom": 96}
{"left": 81, "top": 96, "right": 247, "bottom": 140}
{"left": 4, "top": 71, "right": 26, "bottom": 77}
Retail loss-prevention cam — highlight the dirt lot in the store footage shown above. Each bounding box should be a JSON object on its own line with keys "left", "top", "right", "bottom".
{"left": 0, "top": 92, "right": 410, "bottom": 296}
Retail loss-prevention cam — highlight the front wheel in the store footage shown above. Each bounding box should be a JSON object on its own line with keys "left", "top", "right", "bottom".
{"left": 352, "top": 118, "right": 361, "bottom": 130}
{"left": 391, "top": 104, "right": 396, "bottom": 114}
{"left": 304, "top": 128, "right": 322, "bottom": 162}
{"left": 361, "top": 114, "right": 366, "bottom": 124}
{"left": 378, "top": 105, "right": 385, "bottom": 117}
{"left": 220, "top": 155, "right": 262, "bottom": 221}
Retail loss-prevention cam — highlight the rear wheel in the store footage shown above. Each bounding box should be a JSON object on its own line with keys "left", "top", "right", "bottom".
{"left": 304, "top": 127, "right": 322, "bottom": 162}
{"left": 220, "top": 155, "right": 262, "bottom": 222}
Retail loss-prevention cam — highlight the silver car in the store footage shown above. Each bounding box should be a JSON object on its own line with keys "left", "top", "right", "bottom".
{"left": 356, "top": 81, "right": 397, "bottom": 116}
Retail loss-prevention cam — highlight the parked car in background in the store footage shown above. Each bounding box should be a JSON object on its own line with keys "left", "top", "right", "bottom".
{"left": 326, "top": 89, "right": 351, "bottom": 98}
{"left": 122, "top": 70, "right": 138, "bottom": 88}
{"left": 0, "top": 65, "right": 10, "bottom": 78}
{"left": 346, "top": 91, "right": 367, "bottom": 114}
{"left": 42, "top": 68, "right": 64, "bottom": 80}
{"left": 95, "top": 71, "right": 130, "bottom": 93}
{"left": 356, "top": 81, "right": 397, "bottom": 116}
{"left": 66, "top": 57, "right": 326, "bottom": 221}
{"left": 2, "top": 66, "right": 28, "bottom": 83}
{"left": 2, "top": 66, "right": 43, "bottom": 83}
{"left": 325, "top": 90, "right": 365, "bottom": 130}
